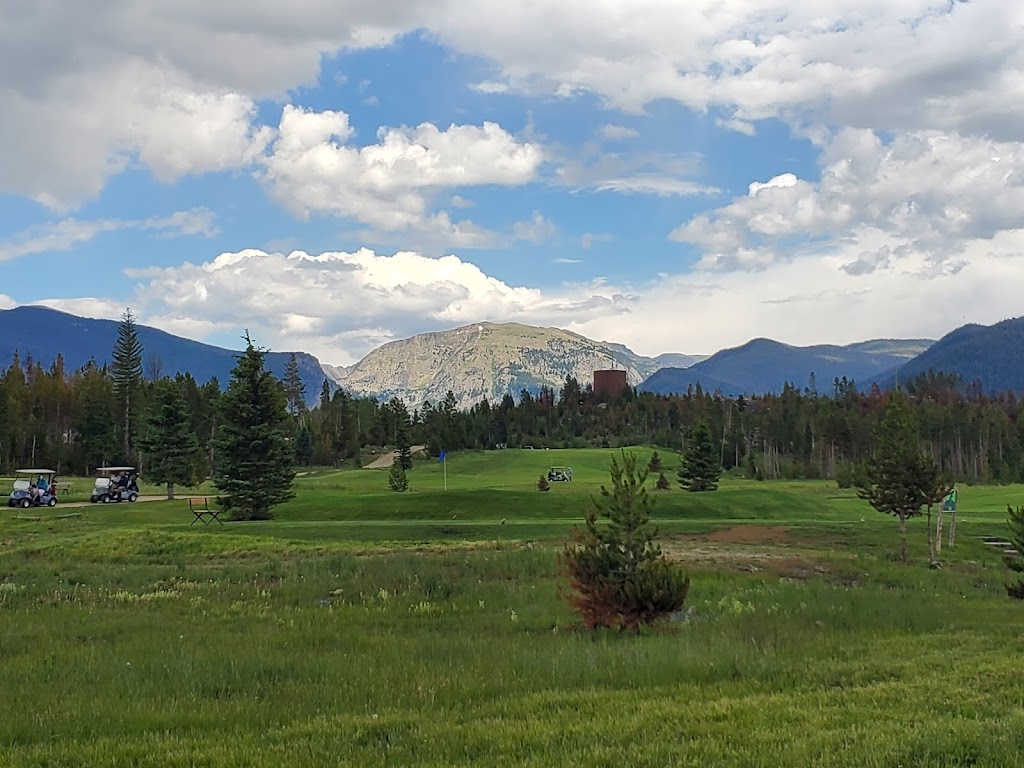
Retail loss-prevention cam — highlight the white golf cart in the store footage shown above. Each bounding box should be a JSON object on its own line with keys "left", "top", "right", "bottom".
{"left": 8, "top": 469, "right": 59, "bottom": 508}
{"left": 91, "top": 466, "right": 140, "bottom": 504}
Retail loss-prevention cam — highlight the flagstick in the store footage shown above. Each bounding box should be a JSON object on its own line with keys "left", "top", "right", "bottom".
{"left": 443, "top": 454, "right": 447, "bottom": 491}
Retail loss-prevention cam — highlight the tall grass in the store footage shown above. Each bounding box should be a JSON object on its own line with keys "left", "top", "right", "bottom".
{"left": 1, "top": 448, "right": 1023, "bottom": 765}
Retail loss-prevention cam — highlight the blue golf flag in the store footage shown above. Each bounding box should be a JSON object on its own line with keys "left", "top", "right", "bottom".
{"left": 438, "top": 450, "right": 446, "bottom": 462}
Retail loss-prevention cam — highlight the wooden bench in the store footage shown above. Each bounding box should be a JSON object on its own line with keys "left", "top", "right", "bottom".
{"left": 189, "top": 497, "right": 223, "bottom": 526}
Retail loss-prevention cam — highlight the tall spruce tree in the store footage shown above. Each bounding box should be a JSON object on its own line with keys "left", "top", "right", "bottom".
{"left": 140, "top": 379, "right": 200, "bottom": 499}
{"left": 677, "top": 421, "right": 721, "bottom": 492}
{"left": 111, "top": 308, "right": 143, "bottom": 459}
{"left": 282, "top": 353, "right": 306, "bottom": 416}
{"left": 1005, "top": 505, "right": 1024, "bottom": 599}
{"left": 562, "top": 451, "right": 690, "bottom": 630}
{"left": 213, "top": 333, "right": 296, "bottom": 520}
{"left": 856, "top": 393, "right": 949, "bottom": 563}
{"left": 392, "top": 398, "right": 414, "bottom": 470}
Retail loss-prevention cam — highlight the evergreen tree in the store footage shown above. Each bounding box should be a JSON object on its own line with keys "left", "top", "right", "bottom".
{"left": 213, "top": 333, "right": 296, "bottom": 520}
{"left": 140, "top": 379, "right": 200, "bottom": 499}
{"left": 856, "top": 393, "right": 949, "bottom": 563}
{"left": 75, "top": 364, "right": 118, "bottom": 471}
{"left": 295, "top": 424, "right": 314, "bottom": 466}
{"left": 537, "top": 473, "right": 550, "bottom": 492}
{"left": 397, "top": 440, "right": 413, "bottom": 471}
{"left": 111, "top": 308, "right": 143, "bottom": 458}
{"left": 655, "top": 471, "right": 670, "bottom": 491}
{"left": 282, "top": 353, "right": 306, "bottom": 416}
{"left": 1005, "top": 504, "right": 1024, "bottom": 599}
{"left": 648, "top": 450, "right": 663, "bottom": 473}
{"left": 562, "top": 451, "right": 690, "bottom": 630}
{"left": 677, "top": 421, "right": 721, "bottom": 492}
{"left": 384, "top": 396, "right": 414, "bottom": 470}
{"left": 388, "top": 461, "right": 409, "bottom": 492}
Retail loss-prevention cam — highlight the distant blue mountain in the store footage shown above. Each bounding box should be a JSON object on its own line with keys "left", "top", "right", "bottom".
{"left": 640, "top": 337, "right": 934, "bottom": 396}
{"left": 0, "top": 306, "right": 329, "bottom": 403}
{"left": 876, "top": 317, "right": 1024, "bottom": 394}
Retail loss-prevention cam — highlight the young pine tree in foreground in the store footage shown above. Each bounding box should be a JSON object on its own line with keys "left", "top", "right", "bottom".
{"left": 139, "top": 379, "right": 200, "bottom": 500}
{"left": 678, "top": 421, "right": 721, "bottom": 492}
{"left": 213, "top": 333, "right": 296, "bottom": 520}
{"left": 1006, "top": 504, "right": 1024, "bottom": 599}
{"left": 563, "top": 451, "right": 690, "bottom": 631}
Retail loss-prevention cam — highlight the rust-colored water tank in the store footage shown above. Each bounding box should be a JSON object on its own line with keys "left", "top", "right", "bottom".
{"left": 593, "top": 369, "right": 628, "bottom": 397}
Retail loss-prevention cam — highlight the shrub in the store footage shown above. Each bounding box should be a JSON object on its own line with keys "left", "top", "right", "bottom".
{"left": 537, "top": 474, "right": 550, "bottom": 492}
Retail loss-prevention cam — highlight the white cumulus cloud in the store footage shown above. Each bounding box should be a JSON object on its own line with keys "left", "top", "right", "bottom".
{"left": 2, "top": 0, "right": 1023, "bottom": 205}
{"left": 261, "top": 106, "right": 544, "bottom": 235}
{"left": 119, "top": 248, "right": 627, "bottom": 364}
{"left": 17, "top": 232, "right": 1024, "bottom": 368}
{"left": 600, "top": 124, "right": 639, "bottom": 140}
{"left": 672, "top": 130, "right": 1024, "bottom": 272}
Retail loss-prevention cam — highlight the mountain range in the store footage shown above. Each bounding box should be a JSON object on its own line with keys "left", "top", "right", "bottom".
{"left": 0, "top": 306, "right": 326, "bottom": 402}
{"left": 640, "top": 337, "right": 934, "bottom": 396}
{"left": 4, "top": 304, "right": 1024, "bottom": 405}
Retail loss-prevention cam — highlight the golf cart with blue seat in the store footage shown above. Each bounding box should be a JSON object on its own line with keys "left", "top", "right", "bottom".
{"left": 90, "top": 466, "right": 140, "bottom": 504}
{"left": 8, "top": 469, "right": 59, "bottom": 508}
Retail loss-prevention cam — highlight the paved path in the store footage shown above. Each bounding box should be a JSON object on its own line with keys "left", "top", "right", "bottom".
{"left": 48, "top": 495, "right": 168, "bottom": 509}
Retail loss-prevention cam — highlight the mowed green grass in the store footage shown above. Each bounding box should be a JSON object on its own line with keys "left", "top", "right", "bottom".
{"left": 2, "top": 448, "right": 1024, "bottom": 766}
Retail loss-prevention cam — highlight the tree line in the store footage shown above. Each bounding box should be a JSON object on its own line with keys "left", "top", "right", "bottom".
{"left": 4, "top": 319, "right": 1024, "bottom": 487}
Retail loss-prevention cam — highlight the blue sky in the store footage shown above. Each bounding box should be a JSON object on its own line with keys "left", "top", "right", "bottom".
{"left": 1, "top": 1, "right": 1022, "bottom": 365}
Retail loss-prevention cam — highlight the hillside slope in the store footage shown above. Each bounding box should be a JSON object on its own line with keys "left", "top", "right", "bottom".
{"left": 884, "top": 317, "right": 1024, "bottom": 393}
{"left": 0, "top": 306, "right": 328, "bottom": 402}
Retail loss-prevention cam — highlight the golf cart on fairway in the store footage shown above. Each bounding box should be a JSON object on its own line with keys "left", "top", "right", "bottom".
{"left": 91, "top": 466, "right": 140, "bottom": 503}
{"left": 547, "top": 466, "right": 573, "bottom": 482}
{"left": 8, "top": 469, "right": 59, "bottom": 508}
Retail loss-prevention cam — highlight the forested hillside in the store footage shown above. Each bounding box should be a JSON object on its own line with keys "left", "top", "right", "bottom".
{"left": 0, "top": 306, "right": 326, "bottom": 404}
{"left": 884, "top": 317, "right": 1024, "bottom": 394}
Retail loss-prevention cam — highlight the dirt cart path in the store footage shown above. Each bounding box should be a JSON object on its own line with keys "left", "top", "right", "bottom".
{"left": 365, "top": 446, "right": 426, "bottom": 469}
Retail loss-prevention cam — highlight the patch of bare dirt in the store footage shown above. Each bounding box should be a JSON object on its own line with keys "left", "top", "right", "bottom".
{"left": 660, "top": 526, "right": 837, "bottom": 576}
{"left": 703, "top": 525, "right": 795, "bottom": 545}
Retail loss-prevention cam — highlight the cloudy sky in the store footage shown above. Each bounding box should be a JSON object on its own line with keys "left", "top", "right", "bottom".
{"left": 2, "top": 1, "right": 1023, "bottom": 365}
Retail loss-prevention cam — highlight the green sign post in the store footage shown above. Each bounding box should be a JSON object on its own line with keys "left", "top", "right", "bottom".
{"left": 942, "top": 488, "right": 958, "bottom": 548}
{"left": 942, "top": 488, "right": 957, "bottom": 512}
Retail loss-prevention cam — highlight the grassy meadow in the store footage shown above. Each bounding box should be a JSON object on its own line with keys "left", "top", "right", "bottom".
{"left": 2, "top": 447, "right": 1024, "bottom": 766}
